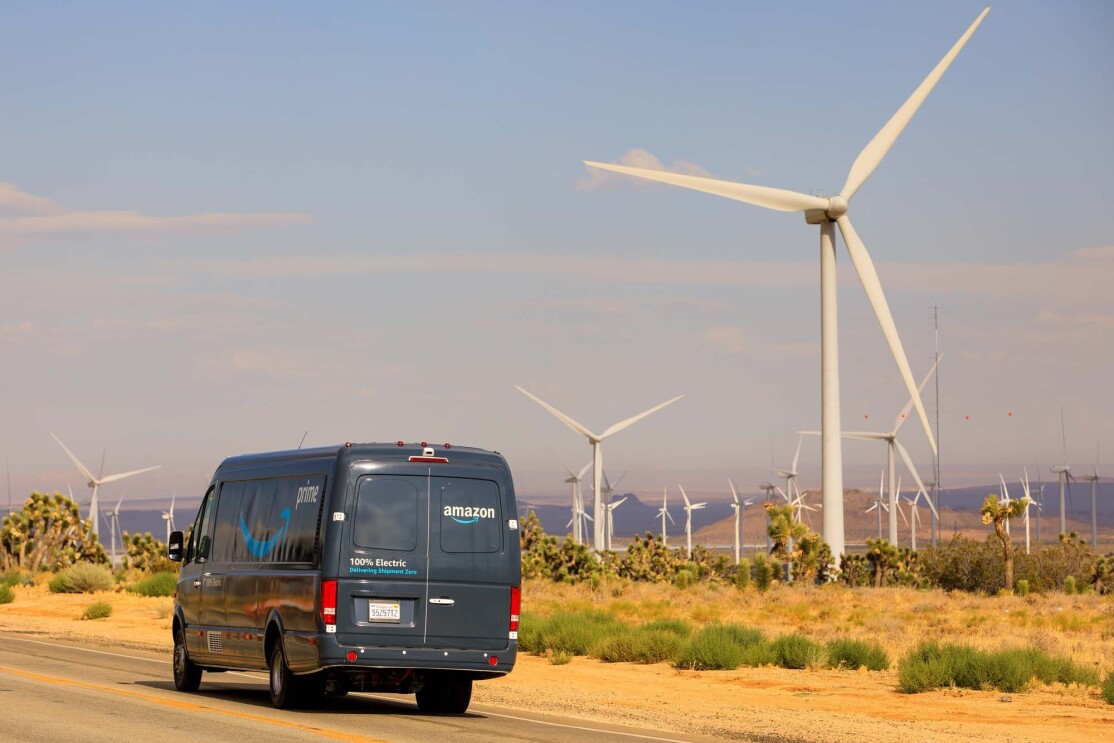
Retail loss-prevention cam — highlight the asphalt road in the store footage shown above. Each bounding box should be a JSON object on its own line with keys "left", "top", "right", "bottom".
{"left": 0, "top": 634, "right": 711, "bottom": 743}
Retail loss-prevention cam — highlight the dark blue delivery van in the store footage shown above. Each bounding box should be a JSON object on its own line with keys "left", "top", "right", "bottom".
{"left": 167, "top": 442, "right": 521, "bottom": 714}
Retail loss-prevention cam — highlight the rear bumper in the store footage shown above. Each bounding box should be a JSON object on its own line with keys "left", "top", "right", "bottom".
{"left": 284, "top": 630, "right": 517, "bottom": 676}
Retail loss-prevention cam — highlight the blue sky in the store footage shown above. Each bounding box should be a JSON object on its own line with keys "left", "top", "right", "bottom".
{"left": 2, "top": 1, "right": 1111, "bottom": 508}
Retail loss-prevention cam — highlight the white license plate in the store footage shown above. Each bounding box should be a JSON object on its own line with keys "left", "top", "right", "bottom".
{"left": 368, "top": 601, "right": 401, "bottom": 623}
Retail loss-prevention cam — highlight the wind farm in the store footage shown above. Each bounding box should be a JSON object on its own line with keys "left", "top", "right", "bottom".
{"left": 1, "top": 3, "right": 1112, "bottom": 740}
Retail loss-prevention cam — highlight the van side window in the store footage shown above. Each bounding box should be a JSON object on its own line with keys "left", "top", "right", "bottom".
{"left": 437, "top": 478, "right": 502, "bottom": 553}
{"left": 353, "top": 477, "right": 418, "bottom": 552}
{"left": 189, "top": 487, "right": 216, "bottom": 563}
{"left": 212, "top": 476, "right": 325, "bottom": 563}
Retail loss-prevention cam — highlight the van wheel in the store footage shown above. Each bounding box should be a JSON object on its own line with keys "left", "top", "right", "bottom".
{"left": 268, "top": 642, "right": 298, "bottom": 709}
{"left": 173, "top": 626, "right": 202, "bottom": 692}
{"left": 416, "top": 675, "right": 472, "bottom": 714}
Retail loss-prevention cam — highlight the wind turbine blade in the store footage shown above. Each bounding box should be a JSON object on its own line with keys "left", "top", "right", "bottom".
{"left": 728, "top": 478, "right": 740, "bottom": 504}
{"left": 50, "top": 432, "right": 96, "bottom": 482}
{"left": 839, "top": 7, "right": 991, "bottom": 200}
{"left": 837, "top": 214, "right": 936, "bottom": 456}
{"left": 599, "top": 394, "right": 683, "bottom": 439}
{"left": 678, "top": 484, "right": 691, "bottom": 508}
{"left": 895, "top": 440, "right": 938, "bottom": 519}
{"left": 612, "top": 471, "right": 628, "bottom": 489}
{"left": 842, "top": 431, "right": 889, "bottom": 440}
{"left": 998, "top": 473, "right": 1010, "bottom": 501}
{"left": 582, "top": 161, "right": 828, "bottom": 213}
{"left": 98, "top": 465, "right": 161, "bottom": 485}
{"left": 515, "top": 386, "right": 598, "bottom": 440}
{"left": 612, "top": 496, "right": 628, "bottom": 509}
{"left": 894, "top": 354, "right": 943, "bottom": 434}
{"left": 578, "top": 461, "right": 593, "bottom": 479}
{"left": 791, "top": 434, "right": 803, "bottom": 473}
{"left": 775, "top": 485, "right": 789, "bottom": 502}
{"left": 666, "top": 511, "right": 676, "bottom": 525}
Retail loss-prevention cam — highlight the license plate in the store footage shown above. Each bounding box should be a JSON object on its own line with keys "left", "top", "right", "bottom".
{"left": 368, "top": 601, "right": 401, "bottom": 623}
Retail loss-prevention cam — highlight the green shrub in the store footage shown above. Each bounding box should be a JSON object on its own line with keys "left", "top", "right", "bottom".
{"left": 526, "top": 610, "right": 624, "bottom": 657}
{"left": 2, "top": 570, "right": 31, "bottom": 587}
{"left": 826, "top": 638, "right": 890, "bottom": 671}
{"left": 770, "top": 632, "right": 824, "bottom": 670}
{"left": 1015, "top": 578, "right": 1029, "bottom": 596}
{"left": 674, "top": 623, "right": 765, "bottom": 671}
{"left": 735, "top": 558, "right": 751, "bottom": 590}
{"left": 517, "top": 613, "right": 543, "bottom": 653}
{"left": 897, "top": 641, "right": 1098, "bottom": 694}
{"left": 81, "top": 601, "right": 112, "bottom": 620}
{"left": 630, "top": 629, "right": 685, "bottom": 664}
{"left": 641, "top": 618, "right": 692, "bottom": 637}
{"left": 594, "top": 632, "right": 640, "bottom": 663}
{"left": 739, "top": 641, "right": 778, "bottom": 667}
{"left": 0, "top": 584, "right": 13, "bottom": 604}
{"left": 897, "top": 641, "right": 954, "bottom": 693}
{"left": 1102, "top": 671, "right": 1114, "bottom": 705}
{"left": 48, "top": 563, "right": 114, "bottom": 593}
{"left": 127, "top": 571, "right": 177, "bottom": 597}
{"left": 752, "top": 554, "right": 774, "bottom": 591}
{"left": 673, "top": 567, "right": 696, "bottom": 589}
{"left": 1064, "top": 575, "right": 1077, "bottom": 594}
{"left": 548, "top": 650, "right": 573, "bottom": 665}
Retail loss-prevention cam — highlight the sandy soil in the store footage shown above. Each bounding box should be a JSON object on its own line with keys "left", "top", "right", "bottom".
{"left": 1, "top": 584, "right": 1110, "bottom": 742}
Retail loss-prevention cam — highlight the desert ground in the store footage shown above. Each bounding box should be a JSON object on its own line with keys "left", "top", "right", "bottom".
{"left": 1, "top": 579, "right": 1111, "bottom": 742}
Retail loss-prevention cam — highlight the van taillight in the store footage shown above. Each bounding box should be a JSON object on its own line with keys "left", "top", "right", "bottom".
{"left": 321, "top": 579, "right": 337, "bottom": 632}
{"left": 509, "top": 586, "right": 521, "bottom": 632}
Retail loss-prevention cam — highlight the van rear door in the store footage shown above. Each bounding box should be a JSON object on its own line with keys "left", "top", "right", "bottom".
{"left": 424, "top": 475, "right": 514, "bottom": 650}
{"left": 334, "top": 467, "right": 516, "bottom": 651}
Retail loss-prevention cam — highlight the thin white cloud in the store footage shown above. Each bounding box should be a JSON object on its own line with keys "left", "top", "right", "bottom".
{"left": 577, "top": 148, "right": 715, "bottom": 191}
{"left": 0, "top": 184, "right": 62, "bottom": 215}
{"left": 0, "top": 320, "right": 35, "bottom": 342}
{"left": 1037, "top": 310, "right": 1114, "bottom": 330}
{"left": 189, "top": 251, "right": 1111, "bottom": 298}
{"left": 701, "top": 326, "right": 746, "bottom": 354}
{"left": 0, "top": 184, "right": 311, "bottom": 237}
{"left": 1070, "top": 245, "right": 1114, "bottom": 261}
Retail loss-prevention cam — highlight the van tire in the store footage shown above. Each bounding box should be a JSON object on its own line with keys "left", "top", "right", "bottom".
{"left": 416, "top": 675, "right": 472, "bottom": 714}
{"left": 268, "top": 642, "right": 298, "bottom": 709}
{"left": 173, "top": 626, "right": 202, "bottom": 692}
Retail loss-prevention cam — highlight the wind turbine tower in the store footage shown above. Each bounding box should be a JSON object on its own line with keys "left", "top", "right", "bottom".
{"left": 51, "top": 433, "right": 160, "bottom": 540}
{"left": 728, "top": 479, "right": 754, "bottom": 563}
{"left": 515, "top": 386, "right": 682, "bottom": 551}
{"left": 677, "top": 484, "right": 706, "bottom": 559}
{"left": 584, "top": 8, "right": 990, "bottom": 558}
{"left": 1082, "top": 465, "right": 1100, "bottom": 550}
{"left": 657, "top": 487, "right": 675, "bottom": 547}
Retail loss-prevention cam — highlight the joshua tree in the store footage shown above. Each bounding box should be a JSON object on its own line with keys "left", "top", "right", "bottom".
{"left": 766, "top": 502, "right": 809, "bottom": 582}
{"left": 0, "top": 491, "right": 107, "bottom": 572}
{"left": 980, "top": 493, "right": 1028, "bottom": 592}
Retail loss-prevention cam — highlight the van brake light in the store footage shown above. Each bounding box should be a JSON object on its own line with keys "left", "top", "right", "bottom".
{"left": 509, "top": 586, "right": 521, "bottom": 632}
{"left": 321, "top": 579, "right": 337, "bottom": 632}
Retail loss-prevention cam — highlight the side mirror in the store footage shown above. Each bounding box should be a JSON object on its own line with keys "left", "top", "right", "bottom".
{"left": 167, "top": 530, "right": 185, "bottom": 562}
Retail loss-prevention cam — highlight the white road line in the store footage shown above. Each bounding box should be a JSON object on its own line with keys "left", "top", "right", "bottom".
{"left": 0, "top": 634, "right": 692, "bottom": 743}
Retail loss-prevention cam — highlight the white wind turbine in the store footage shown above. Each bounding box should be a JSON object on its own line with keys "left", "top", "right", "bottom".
{"left": 51, "top": 432, "right": 160, "bottom": 540}
{"left": 904, "top": 483, "right": 935, "bottom": 551}
{"left": 562, "top": 462, "right": 593, "bottom": 543}
{"left": 728, "top": 479, "right": 755, "bottom": 563}
{"left": 758, "top": 481, "right": 778, "bottom": 553}
{"left": 677, "top": 484, "right": 706, "bottom": 559}
{"left": 657, "top": 487, "right": 675, "bottom": 547}
{"left": 515, "top": 386, "right": 683, "bottom": 551}
{"left": 865, "top": 468, "right": 888, "bottom": 539}
{"left": 774, "top": 435, "right": 805, "bottom": 511}
{"left": 1050, "top": 408, "right": 1072, "bottom": 537}
{"left": 605, "top": 496, "right": 628, "bottom": 551}
{"left": 599, "top": 469, "right": 628, "bottom": 543}
{"left": 1019, "top": 469, "right": 1038, "bottom": 555}
{"left": 162, "top": 491, "right": 177, "bottom": 544}
{"left": 103, "top": 491, "right": 125, "bottom": 567}
{"left": 838, "top": 356, "right": 942, "bottom": 544}
{"left": 584, "top": 8, "right": 991, "bottom": 557}
{"left": 1082, "top": 461, "right": 1100, "bottom": 551}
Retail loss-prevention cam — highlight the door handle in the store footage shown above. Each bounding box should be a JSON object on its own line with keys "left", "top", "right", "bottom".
{"left": 192, "top": 580, "right": 201, "bottom": 588}
{"left": 429, "top": 598, "right": 455, "bottom": 606}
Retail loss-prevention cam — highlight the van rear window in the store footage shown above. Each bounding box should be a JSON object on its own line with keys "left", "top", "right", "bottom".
{"left": 353, "top": 477, "right": 419, "bottom": 552}
{"left": 437, "top": 478, "right": 502, "bottom": 554}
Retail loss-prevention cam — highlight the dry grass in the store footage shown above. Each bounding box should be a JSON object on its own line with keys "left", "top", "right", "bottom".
{"left": 522, "top": 578, "right": 1112, "bottom": 678}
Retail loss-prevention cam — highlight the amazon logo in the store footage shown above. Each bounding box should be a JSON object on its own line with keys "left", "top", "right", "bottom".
{"left": 442, "top": 505, "right": 495, "bottom": 525}
{"left": 240, "top": 508, "right": 291, "bottom": 558}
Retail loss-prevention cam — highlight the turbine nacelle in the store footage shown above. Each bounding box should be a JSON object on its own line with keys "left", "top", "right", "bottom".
{"left": 804, "top": 195, "right": 849, "bottom": 225}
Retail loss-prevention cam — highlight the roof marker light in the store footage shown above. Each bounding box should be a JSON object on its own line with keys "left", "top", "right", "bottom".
{"left": 397, "top": 441, "right": 405, "bottom": 447}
